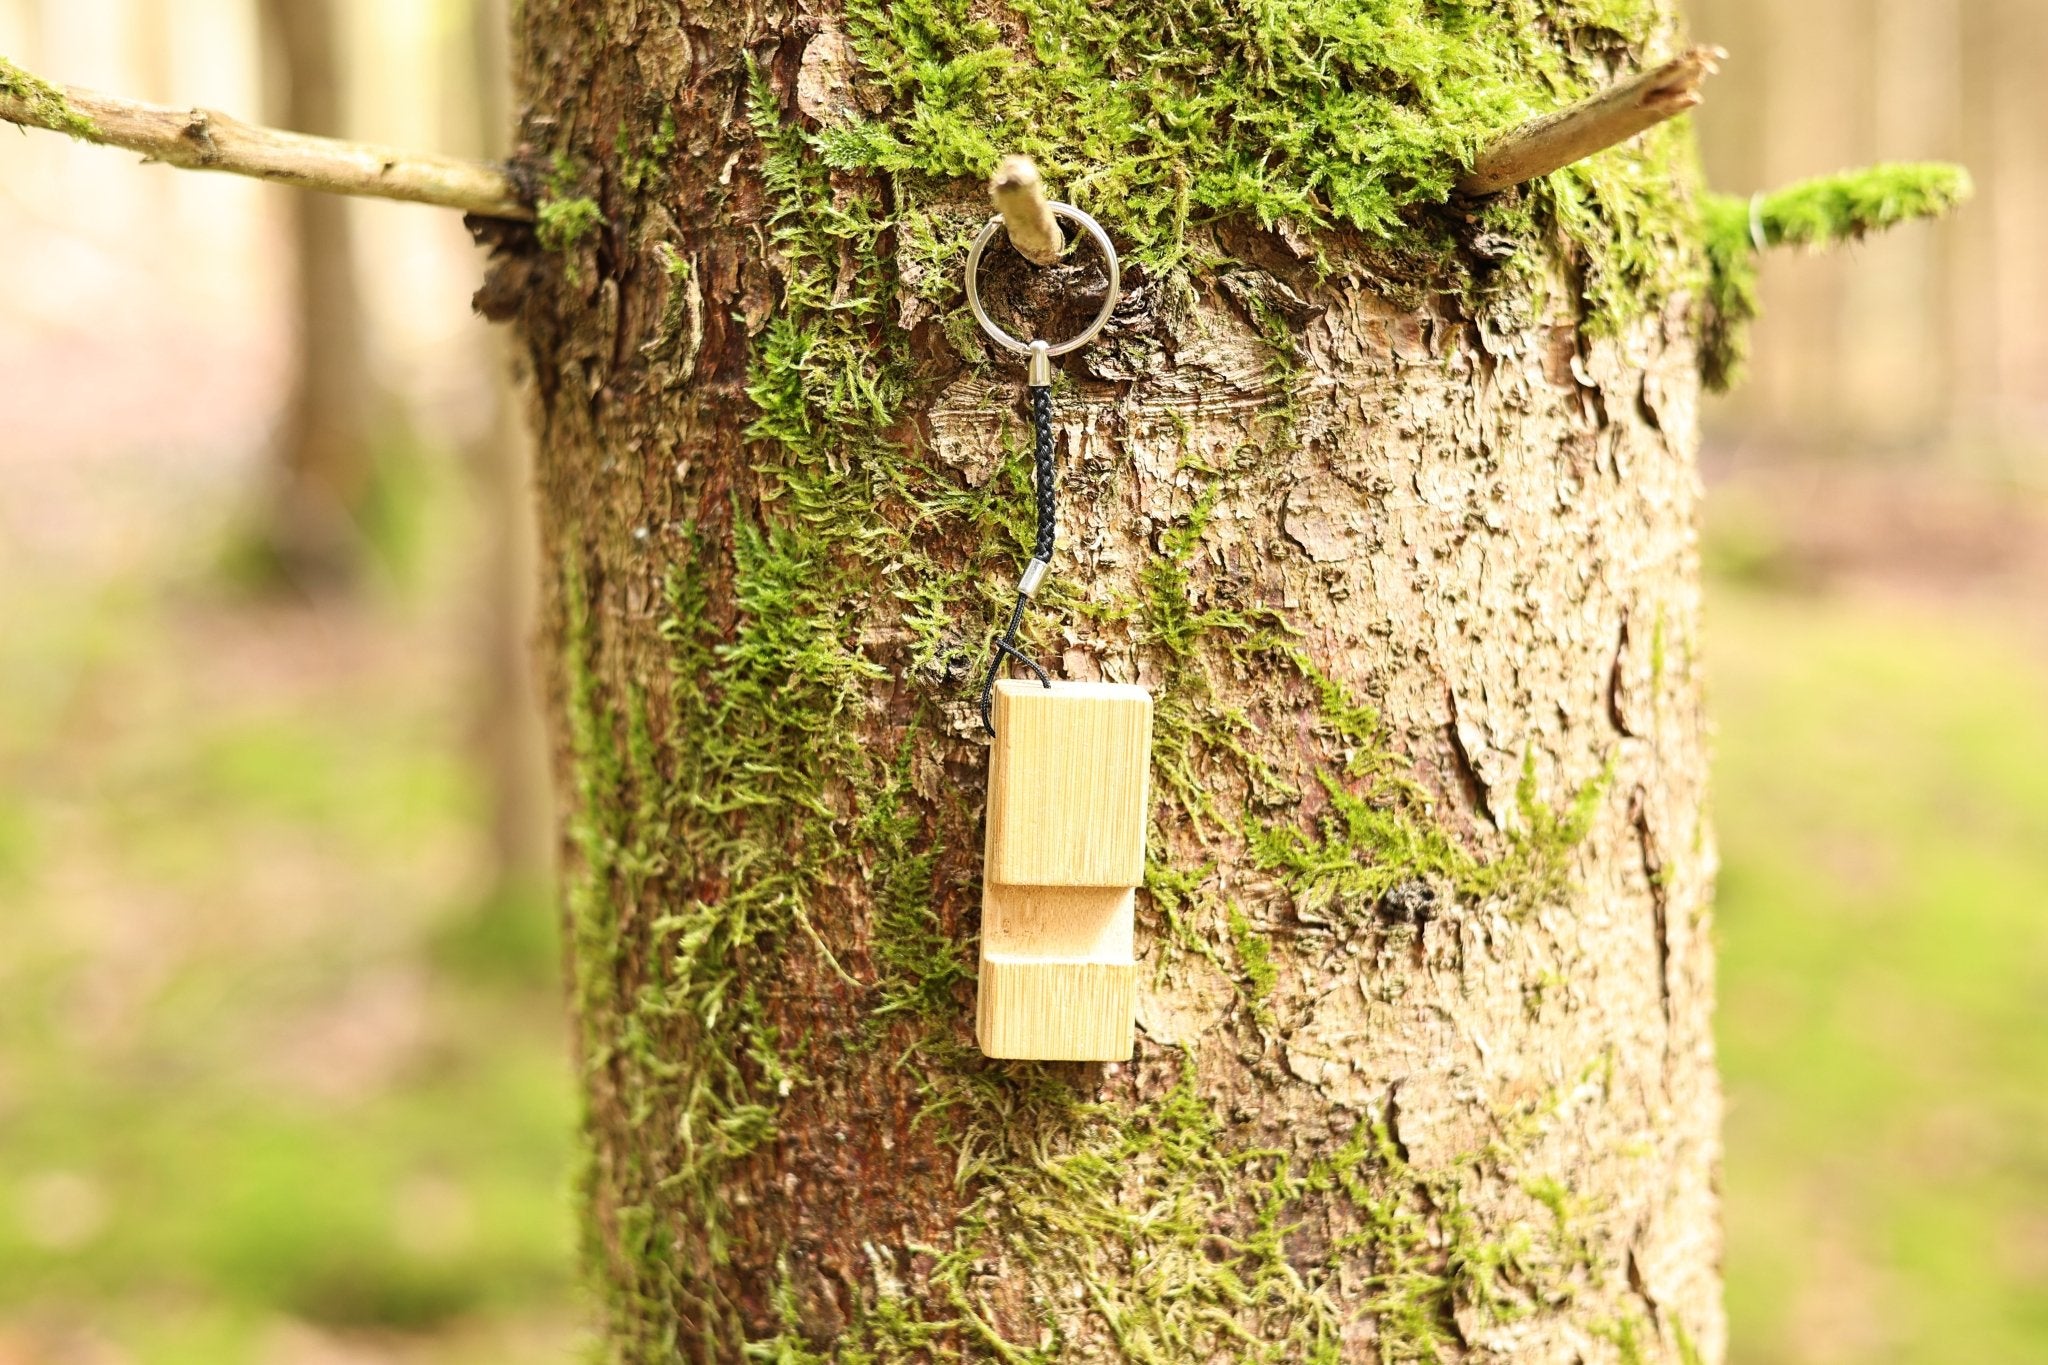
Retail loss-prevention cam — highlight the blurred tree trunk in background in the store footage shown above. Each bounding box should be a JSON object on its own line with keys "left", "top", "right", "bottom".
{"left": 125, "top": 0, "right": 171, "bottom": 103}
{"left": 449, "top": 0, "right": 551, "bottom": 899}
{"left": 1693, "top": 0, "right": 2048, "bottom": 455}
{"left": 1983, "top": 0, "right": 2048, "bottom": 414}
{"left": 502, "top": 1, "right": 1723, "bottom": 1359}
{"left": 256, "top": 0, "right": 377, "bottom": 586}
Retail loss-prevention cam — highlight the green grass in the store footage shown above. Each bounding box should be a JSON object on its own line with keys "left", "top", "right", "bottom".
{"left": 0, "top": 467, "right": 579, "bottom": 1363}
{"left": 0, "top": 1041, "right": 572, "bottom": 1324}
{"left": 1710, "top": 582, "right": 2048, "bottom": 1364}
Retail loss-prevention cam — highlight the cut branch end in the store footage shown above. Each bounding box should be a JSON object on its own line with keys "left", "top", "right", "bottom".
{"left": 990, "top": 154, "right": 1063, "bottom": 267}
{"left": 1459, "top": 45, "right": 1726, "bottom": 197}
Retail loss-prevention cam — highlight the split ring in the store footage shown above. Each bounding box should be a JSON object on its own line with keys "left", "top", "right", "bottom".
{"left": 964, "top": 202, "right": 1121, "bottom": 358}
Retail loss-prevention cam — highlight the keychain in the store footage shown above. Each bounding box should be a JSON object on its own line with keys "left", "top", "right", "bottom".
{"left": 964, "top": 202, "right": 1152, "bottom": 1062}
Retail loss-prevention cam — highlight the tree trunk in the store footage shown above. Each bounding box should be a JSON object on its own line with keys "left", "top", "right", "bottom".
{"left": 501, "top": 2, "right": 1723, "bottom": 1360}
{"left": 257, "top": 0, "right": 377, "bottom": 585}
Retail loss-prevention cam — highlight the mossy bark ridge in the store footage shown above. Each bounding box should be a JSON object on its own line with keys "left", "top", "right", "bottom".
{"left": 504, "top": 0, "right": 1721, "bottom": 1359}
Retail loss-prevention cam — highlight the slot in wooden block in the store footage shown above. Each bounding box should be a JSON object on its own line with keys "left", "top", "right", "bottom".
{"left": 976, "top": 681, "right": 1151, "bottom": 1061}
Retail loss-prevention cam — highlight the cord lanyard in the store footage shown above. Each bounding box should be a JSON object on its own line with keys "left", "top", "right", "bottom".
{"left": 963, "top": 202, "right": 1121, "bottom": 733}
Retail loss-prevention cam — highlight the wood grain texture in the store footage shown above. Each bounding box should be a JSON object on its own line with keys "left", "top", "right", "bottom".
{"left": 977, "top": 681, "right": 1152, "bottom": 1059}
{"left": 989, "top": 154, "right": 1063, "bottom": 266}
{"left": 982, "top": 885, "right": 1135, "bottom": 958}
{"left": 977, "top": 956, "right": 1137, "bottom": 1060}
{"left": 1457, "top": 45, "right": 1724, "bottom": 195}
{"left": 984, "top": 681, "right": 1152, "bottom": 887}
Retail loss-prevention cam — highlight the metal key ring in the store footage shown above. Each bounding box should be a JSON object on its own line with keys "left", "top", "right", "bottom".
{"left": 964, "top": 202, "right": 1121, "bottom": 358}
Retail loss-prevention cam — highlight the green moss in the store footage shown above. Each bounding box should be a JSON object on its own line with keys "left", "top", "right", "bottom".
{"left": 806, "top": 1065, "right": 1615, "bottom": 1363}
{"left": 1140, "top": 484, "right": 1241, "bottom": 662}
{"left": 824, "top": 0, "right": 1683, "bottom": 298}
{"left": 1145, "top": 858, "right": 1246, "bottom": 978}
{"left": 0, "top": 55, "right": 96, "bottom": 139}
{"left": 1225, "top": 904, "right": 1278, "bottom": 1022}
{"left": 863, "top": 740, "right": 974, "bottom": 1023}
{"left": 615, "top": 107, "right": 677, "bottom": 195}
{"left": 1700, "top": 162, "right": 1971, "bottom": 389}
{"left": 754, "top": 1255, "right": 960, "bottom": 1363}
{"left": 1673, "top": 1318, "right": 1707, "bottom": 1365}
{"left": 566, "top": 515, "right": 891, "bottom": 1352}
{"left": 1249, "top": 750, "right": 1607, "bottom": 922}
{"left": 536, "top": 195, "right": 604, "bottom": 253}
{"left": 1735, "top": 162, "right": 1972, "bottom": 252}
{"left": 742, "top": 62, "right": 916, "bottom": 503}
{"left": 811, "top": 0, "right": 1971, "bottom": 387}
{"left": 1594, "top": 1312, "right": 1652, "bottom": 1365}
{"left": 536, "top": 153, "right": 607, "bottom": 273}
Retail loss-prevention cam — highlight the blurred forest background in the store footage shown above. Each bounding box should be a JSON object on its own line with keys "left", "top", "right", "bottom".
{"left": 0, "top": 1, "right": 2042, "bottom": 1362}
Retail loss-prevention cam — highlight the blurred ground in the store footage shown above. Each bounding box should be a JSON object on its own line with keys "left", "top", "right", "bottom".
{"left": 1704, "top": 447, "right": 2048, "bottom": 1365}
{"left": 0, "top": 8, "right": 580, "bottom": 1352}
{"left": 0, "top": 421, "right": 581, "bottom": 1362}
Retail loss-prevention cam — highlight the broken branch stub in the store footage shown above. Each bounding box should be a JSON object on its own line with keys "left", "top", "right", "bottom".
{"left": 989, "top": 154, "right": 1064, "bottom": 266}
{"left": 1459, "top": 46, "right": 1726, "bottom": 196}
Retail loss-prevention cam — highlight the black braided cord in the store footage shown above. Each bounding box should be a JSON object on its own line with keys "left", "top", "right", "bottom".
{"left": 1028, "top": 384, "right": 1056, "bottom": 562}
{"left": 977, "top": 383, "right": 1058, "bottom": 734}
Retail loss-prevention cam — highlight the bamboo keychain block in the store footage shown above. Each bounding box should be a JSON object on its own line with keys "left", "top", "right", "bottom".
{"left": 977, "top": 679, "right": 1151, "bottom": 1060}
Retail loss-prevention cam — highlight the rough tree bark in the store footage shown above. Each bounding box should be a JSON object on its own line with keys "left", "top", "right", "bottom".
{"left": 498, "top": 1, "right": 1722, "bottom": 1361}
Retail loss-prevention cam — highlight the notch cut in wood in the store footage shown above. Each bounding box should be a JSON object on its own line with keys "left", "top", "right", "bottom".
{"left": 977, "top": 680, "right": 1151, "bottom": 1060}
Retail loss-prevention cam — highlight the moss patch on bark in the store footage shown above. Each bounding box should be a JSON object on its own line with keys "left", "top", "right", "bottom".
{"left": 0, "top": 55, "right": 96, "bottom": 139}
{"left": 563, "top": 521, "right": 888, "bottom": 1350}
{"left": 825, "top": 0, "right": 1701, "bottom": 330}
{"left": 751, "top": 1064, "right": 1627, "bottom": 1362}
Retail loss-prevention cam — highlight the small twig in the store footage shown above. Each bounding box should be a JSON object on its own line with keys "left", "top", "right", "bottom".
{"left": 0, "top": 63, "right": 531, "bottom": 220}
{"left": 1459, "top": 46, "right": 1726, "bottom": 196}
{"left": 989, "top": 154, "right": 1062, "bottom": 266}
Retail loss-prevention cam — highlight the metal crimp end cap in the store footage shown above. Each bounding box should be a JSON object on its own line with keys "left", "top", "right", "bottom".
{"left": 1018, "top": 556, "right": 1051, "bottom": 597}
{"left": 1027, "top": 340, "right": 1052, "bottom": 388}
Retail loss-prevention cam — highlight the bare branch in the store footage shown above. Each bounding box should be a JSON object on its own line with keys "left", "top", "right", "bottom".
{"left": 989, "top": 154, "right": 1062, "bottom": 267}
{"left": 1458, "top": 46, "right": 1726, "bottom": 197}
{"left": 0, "top": 62, "right": 531, "bottom": 221}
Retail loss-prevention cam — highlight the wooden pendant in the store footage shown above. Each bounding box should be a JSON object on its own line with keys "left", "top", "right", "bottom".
{"left": 976, "top": 679, "right": 1152, "bottom": 1060}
